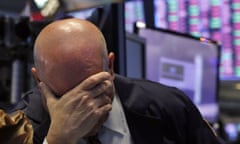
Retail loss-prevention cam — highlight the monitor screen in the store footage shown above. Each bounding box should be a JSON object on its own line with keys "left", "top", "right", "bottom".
{"left": 153, "top": 0, "right": 239, "bottom": 80}
{"left": 125, "top": 32, "right": 145, "bottom": 79}
{"left": 137, "top": 24, "right": 220, "bottom": 122}
{"left": 125, "top": 0, "right": 145, "bottom": 32}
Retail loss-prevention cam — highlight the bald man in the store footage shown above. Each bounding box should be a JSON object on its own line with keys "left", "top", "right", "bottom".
{"left": 14, "top": 18, "right": 224, "bottom": 144}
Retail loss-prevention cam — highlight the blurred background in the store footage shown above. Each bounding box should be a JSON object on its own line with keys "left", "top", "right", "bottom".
{"left": 0, "top": 0, "right": 240, "bottom": 143}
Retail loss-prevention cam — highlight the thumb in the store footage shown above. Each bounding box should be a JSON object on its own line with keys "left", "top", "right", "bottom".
{"left": 38, "top": 82, "right": 57, "bottom": 111}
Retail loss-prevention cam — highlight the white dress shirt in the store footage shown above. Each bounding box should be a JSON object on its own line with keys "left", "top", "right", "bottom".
{"left": 97, "top": 94, "right": 133, "bottom": 144}
{"left": 44, "top": 94, "right": 133, "bottom": 144}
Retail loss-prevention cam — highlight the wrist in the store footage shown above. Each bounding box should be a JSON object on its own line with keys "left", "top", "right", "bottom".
{"left": 46, "top": 130, "right": 76, "bottom": 144}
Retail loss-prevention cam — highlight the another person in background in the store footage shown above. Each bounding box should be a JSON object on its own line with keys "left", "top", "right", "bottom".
{"left": 15, "top": 18, "right": 225, "bottom": 144}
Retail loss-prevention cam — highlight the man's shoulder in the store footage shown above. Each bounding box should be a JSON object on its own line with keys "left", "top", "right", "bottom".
{"left": 13, "top": 87, "right": 47, "bottom": 123}
{"left": 15, "top": 87, "right": 42, "bottom": 108}
{"left": 114, "top": 75, "right": 193, "bottom": 113}
{"left": 114, "top": 74, "right": 189, "bottom": 101}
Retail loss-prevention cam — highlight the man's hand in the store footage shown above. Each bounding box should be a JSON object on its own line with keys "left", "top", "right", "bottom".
{"left": 38, "top": 72, "right": 114, "bottom": 144}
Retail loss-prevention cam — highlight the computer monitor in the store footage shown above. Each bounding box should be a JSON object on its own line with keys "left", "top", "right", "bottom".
{"left": 136, "top": 23, "right": 220, "bottom": 122}
{"left": 125, "top": 32, "right": 145, "bottom": 79}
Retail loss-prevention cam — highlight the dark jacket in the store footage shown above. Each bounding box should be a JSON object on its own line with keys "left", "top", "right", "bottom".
{"left": 15, "top": 75, "right": 224, "bottom": 144}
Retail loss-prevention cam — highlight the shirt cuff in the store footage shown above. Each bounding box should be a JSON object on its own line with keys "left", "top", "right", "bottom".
{"left": 43, "top": 138, "right": 48, "bottom": 144}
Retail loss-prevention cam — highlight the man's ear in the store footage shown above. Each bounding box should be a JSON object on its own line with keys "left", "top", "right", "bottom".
{"left": 31, "top": 67, "right": 41, "bottom": 84}
{"left": 108, "top": 52, "right": 115, "bottom": 76}
{"left": 31, "top": 67, "right": 48, "bottom": 112}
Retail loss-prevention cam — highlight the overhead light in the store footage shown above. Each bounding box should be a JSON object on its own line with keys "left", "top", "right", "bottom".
{"left": 33, "top": 0, "right": 60, "bottom": 18}
{"left": 34, "top": 0, "right": 48, "bottom": 9}
{"left": 40, "top": 0, "right": 60, "bottom": 18}
{"left": 136, "top": 21, "right": 146, "bottom": 29}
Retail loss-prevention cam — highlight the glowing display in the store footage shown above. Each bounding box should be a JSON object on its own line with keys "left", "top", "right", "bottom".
{"left": 153, "top": 0, "right": 240, "bottom": 79}
{"left": 125, "top": 0, "right": 145, "bottom": 32}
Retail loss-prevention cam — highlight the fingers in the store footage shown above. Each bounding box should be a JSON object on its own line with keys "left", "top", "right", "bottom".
{"left": 89, "top": 80, "right": 113, "bottom": 98}
{"left": 94, "top": 103, "right": 112, "bottom": 118}
{"left": 79, "top": 94, "right": 112, "bottom": 111}
{"left": 62, "top": 72, "right": 113, "bottom": 101}
{"left": 64, "top": 79, "right": 113, "bottom": 110}
{"left": 39, "top": 71, "right": 114, "bottom": 116}
{"left": 79, "top": 72, "right": 112, "bottom": 90}
{"left": 94, "top": 94, "right": 112, "bottom": 108}
{"left": 83, "top": 102, "right": 112, "bottom": 124}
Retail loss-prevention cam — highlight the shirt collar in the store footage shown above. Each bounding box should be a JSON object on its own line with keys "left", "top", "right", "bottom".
{"left": 102, "top": 94, "right": 127, "bottom": 135}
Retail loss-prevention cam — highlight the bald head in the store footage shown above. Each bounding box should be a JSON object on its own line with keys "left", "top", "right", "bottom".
{"left": 33, "top": 18, "right": 110, "bottom": 95}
